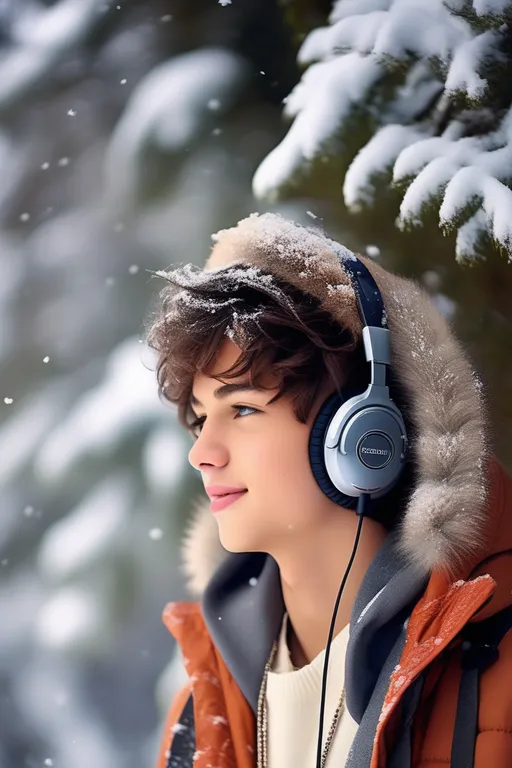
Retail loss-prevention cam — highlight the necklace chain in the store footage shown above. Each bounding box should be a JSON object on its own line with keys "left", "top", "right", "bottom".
{"left": 256, "top": 640, "right": 346, "bottom": 768}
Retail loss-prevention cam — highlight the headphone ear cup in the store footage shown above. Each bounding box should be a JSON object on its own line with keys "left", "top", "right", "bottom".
{"left": 309, "top": 391, "right": 358, "bottom": 510}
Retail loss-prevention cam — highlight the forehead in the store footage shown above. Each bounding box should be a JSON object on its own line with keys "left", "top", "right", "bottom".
{"left": 190, "top": 339, "right": 248, "bottom": 405}
{"left": 208, "top": 338, "right": 244, "bottom": 375}
{"left": 190, "top": 338, "right": 276, "bottom": 406}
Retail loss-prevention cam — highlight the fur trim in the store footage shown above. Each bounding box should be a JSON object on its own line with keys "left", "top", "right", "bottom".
{"left": 181, "top": 497, "right": 228, "bottom": 596}
{"left": 364, "top": 259, "right": 488, "bottom": 574}
{"left": 180, "top": 213, "right": 489, "bottom": 595}
{"left": 207, "top": 213, "right": 362, "bottom": 341}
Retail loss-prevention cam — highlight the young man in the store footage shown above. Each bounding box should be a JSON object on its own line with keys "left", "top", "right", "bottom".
{"left": 148, "top": 213, "right": 512, "bottom": 768}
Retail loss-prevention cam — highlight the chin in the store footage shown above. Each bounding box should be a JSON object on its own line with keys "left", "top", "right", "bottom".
{"left": 217, "top": 526, "right": 264, "bottom": 555}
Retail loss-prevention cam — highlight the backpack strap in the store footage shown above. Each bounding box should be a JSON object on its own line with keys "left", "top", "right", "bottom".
{"left": 451, "top": 604, "right": 512, "bottom": 768}
{"left": 166, "top": 693, "right": 196, "bottom": 768}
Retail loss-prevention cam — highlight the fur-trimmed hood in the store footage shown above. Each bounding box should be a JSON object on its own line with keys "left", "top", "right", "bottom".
{"left": 179, "top": 212, "right": 490, "bottom": 596}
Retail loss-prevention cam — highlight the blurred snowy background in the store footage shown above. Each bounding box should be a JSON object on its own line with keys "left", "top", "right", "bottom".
{"left": 0, "top": 1, "right": 511, "bottom": 767}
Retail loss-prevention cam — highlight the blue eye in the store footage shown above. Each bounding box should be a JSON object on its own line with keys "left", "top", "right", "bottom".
{"left": 189, "top": 416, "right": 205, "bottom": 437}
{"left": 189, "top": 405, "right": 259, "bottom": 438}
{"left": 234, "top": 405, "right": 259, "bottom": 418}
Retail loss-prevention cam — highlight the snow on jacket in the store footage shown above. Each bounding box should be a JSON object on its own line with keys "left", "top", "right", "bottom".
{"left": 155, "top": 213, "right": 512, "bottom": 768}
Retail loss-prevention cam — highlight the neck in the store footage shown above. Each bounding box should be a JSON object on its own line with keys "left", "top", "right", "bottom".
{"left": 274, "top": 511, "right": 387, "bottom": 668}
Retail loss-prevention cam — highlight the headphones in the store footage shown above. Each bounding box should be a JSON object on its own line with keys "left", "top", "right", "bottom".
{"left": 308, "top": 252, "right": 408, "bottom": 514}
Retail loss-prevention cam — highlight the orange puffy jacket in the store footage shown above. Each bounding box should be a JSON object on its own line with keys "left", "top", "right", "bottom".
{"left": 156, "top": 459, "right": 512, "bottom": 768}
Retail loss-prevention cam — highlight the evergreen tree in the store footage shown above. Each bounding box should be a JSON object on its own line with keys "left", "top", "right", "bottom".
{"left": 254, "top": 0, "right": 512, "bottom": 262}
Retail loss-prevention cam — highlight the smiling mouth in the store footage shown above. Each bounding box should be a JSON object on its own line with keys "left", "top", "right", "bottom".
{"left": 210, "top": 490, "right": 247, "bottom": 513}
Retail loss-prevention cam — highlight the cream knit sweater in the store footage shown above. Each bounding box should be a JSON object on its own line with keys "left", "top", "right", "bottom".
{"left": 265, "top": 614, "right": 358, "bottom": 768}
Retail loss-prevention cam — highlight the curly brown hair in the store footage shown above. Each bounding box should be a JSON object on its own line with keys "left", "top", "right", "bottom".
{"left": 146, "top": 261, "right": 415, "bottom": 526}
{"left": 146, "top": 263, "right": 368, "bottom": 434}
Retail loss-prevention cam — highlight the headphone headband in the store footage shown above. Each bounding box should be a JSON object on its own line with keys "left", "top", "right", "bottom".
{"left": 341, "top": 255, "right": 388, "bottom": 330}
{"left": 339, "top": 254, "right": 391, "bottom": 385}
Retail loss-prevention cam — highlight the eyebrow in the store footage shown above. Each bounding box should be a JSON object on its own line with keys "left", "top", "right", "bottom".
{"left": 190, "top": 382, "right": 267, "bottom": 408}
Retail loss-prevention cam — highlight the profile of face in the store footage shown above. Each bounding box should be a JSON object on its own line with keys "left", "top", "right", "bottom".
{"left": 188, "top": 339, "right": 341, "bottom": 555}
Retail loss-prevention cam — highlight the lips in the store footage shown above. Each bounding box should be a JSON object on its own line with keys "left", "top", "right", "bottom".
{"left": 207, "top": 488, "right": 248, "bottom": 514}
{"left": 206, "top": 485, "right": 247, "bottom": 498}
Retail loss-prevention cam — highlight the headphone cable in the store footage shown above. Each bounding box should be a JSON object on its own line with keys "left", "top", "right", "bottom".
{"left": 315, "top": 493, "right": 369, "bottom": 768}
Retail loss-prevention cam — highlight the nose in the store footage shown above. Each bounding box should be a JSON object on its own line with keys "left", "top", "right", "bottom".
{"left": 188, "top": 422, "right": 229, "bottom": 471}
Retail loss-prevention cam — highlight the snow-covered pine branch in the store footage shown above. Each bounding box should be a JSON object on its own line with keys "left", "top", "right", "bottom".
{"left": 253, "top": 0, "right": 512, "bottom": 261}
{"left": 105, "top": 48, "right": 248, "bottom": 212}
{"left": 0, "top": 0, "right": 111, "bottom": 111}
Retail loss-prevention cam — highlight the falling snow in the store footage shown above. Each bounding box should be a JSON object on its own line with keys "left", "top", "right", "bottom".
{"left": 365, "top": 244, "right": 381, "bottom": 259}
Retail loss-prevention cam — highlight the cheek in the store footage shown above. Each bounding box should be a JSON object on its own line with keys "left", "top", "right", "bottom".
{"left": 247, "top": 423, "right": 325, "bottom": 516}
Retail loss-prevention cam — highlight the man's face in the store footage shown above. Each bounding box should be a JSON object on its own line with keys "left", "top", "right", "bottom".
{"left": 188, "top": 338, "right": 339, "bottom": 554}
